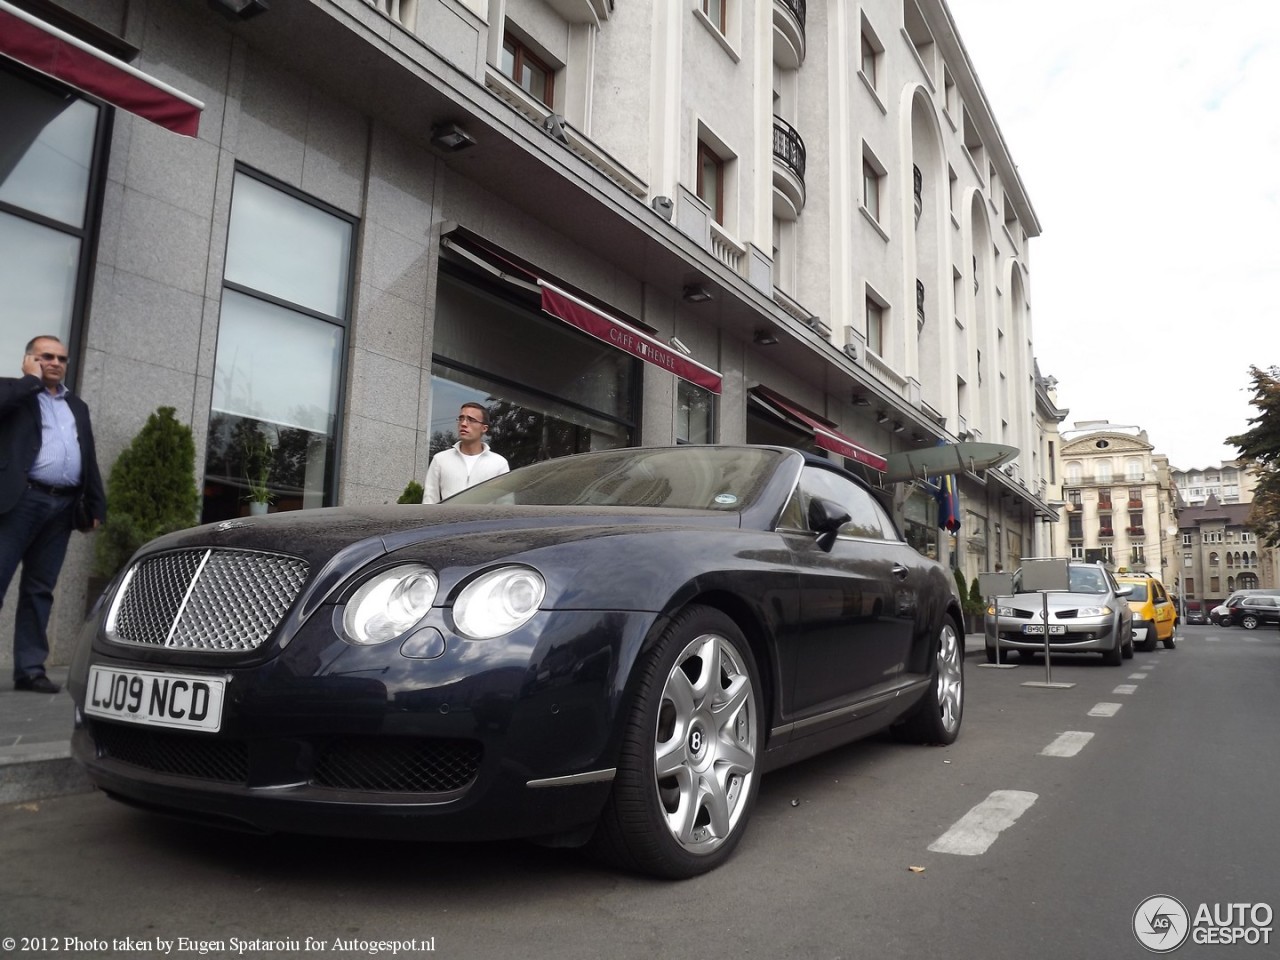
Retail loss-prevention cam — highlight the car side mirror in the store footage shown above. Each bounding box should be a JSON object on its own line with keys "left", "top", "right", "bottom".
{"left": 808, "top": 497, "right": 851, "bottom": 552}
{"left": 1115, "top": 585, "right": 1133, "bottom": 598}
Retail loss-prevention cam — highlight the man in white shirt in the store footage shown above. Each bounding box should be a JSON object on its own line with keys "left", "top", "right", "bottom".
{"left": 423, "top": 402, "right": 510, "bottom": 503}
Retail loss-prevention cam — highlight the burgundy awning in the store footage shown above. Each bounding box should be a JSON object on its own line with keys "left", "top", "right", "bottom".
{"left": 540, "top": 280, "right": 723, "bottom": 394}
{"left": 0, "top": 1, "right": 203, "bottom": 137}
{"left": 751, "top": 386, "right": 887, "bottom": 471}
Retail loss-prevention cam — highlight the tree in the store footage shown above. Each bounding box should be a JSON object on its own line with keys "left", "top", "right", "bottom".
{"left": 94, "top": 407, "right": 201, "bottom": 578}
{"left": 1225, "top": 365, "right": 1280, "bottom": 547}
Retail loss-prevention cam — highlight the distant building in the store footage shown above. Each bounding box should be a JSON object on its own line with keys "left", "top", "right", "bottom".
{"left": 1057, "top": 421, "right": 1178, "bottom": 579}
{"left": 1171, "top": 462, "right": 1256, "bottom": 506}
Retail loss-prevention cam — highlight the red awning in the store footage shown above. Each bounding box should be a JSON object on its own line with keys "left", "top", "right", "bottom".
{"left": 751, "top": 386, "right": 887, "bottom": 471}
{"left": 0, "top": 1, "right": 203, "bottom": 137}
{"left": 539, "top": 280, "right": 723, "bottom": 394}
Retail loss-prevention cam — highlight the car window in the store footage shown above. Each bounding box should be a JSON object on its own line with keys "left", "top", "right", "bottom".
{"left": 1122, "top": 581, "right": 1150, "bottom": 602}
{"left": 797, "top": 465, "right": 896, "bottom": 541}
{"left": 1153, "top": 581, "right": 1167, "bottom": 602}
{"left": 1068, "top": 567, "right": 1107, "bottom": 594}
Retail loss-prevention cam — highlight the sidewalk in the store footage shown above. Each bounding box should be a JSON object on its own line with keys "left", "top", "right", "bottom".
{"left": 0, "top": 665, "right": 91, "bottom": 805}
{"left": 0, "top": 636, "right": 989, "bottom": 806}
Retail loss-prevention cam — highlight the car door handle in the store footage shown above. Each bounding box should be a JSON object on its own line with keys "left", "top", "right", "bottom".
{"left": 891, "top": 564, "right": 910, "bottom": 581}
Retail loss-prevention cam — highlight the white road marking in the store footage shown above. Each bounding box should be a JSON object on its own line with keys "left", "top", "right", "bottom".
{"left": 1128, "top": 673, "right": 1148, "bottom": 679}
{"left": 1113, "top": 684, "right": 1137, "bottom": 695}
{"left": 928, "top": 790, "right": 1038, "bottom": 856}
{"left": 1041, "top": 731, "right": 1095, "bottom": 756}
{"left": 1088, "top": 703, "right": 1123, "bottom": 717}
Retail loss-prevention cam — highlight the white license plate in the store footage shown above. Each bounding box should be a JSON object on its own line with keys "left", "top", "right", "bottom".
{"left": 1022, "top": 624, "right": 1066, "bottom": 635}
{"left": 85, "top": 666, "right": 225, "bottom": 732}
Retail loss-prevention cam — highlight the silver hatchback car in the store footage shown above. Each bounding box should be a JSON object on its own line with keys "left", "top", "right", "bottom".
{"left": 984, "top": 561, "right": 1135, "bottom": 666}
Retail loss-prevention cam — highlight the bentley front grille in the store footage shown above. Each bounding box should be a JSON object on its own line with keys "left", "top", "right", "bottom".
{"left": 106, "top": 548, "right": 309, "bottom": 652}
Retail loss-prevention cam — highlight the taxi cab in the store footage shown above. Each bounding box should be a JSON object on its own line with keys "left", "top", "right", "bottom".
{"left": 1116, "top": 573, "right": 1177, "bottom": 651}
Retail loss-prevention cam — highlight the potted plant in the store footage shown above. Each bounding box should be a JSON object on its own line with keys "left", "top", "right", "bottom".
{"left": 92, "top": 407, "right": 201, "bottom": 595}
{"left": 241, "top": 426, "right": 275, "bottom": 515}
{"left": 397, "top": 480, "right": 424, "bottom": 504}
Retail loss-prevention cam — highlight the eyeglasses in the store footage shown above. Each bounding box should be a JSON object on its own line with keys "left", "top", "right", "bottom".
{"left": 32, "top": 352, "right": 69, "bottom": 364}
{"left": 456, "top": 414, "right": 487, "bottom": 426}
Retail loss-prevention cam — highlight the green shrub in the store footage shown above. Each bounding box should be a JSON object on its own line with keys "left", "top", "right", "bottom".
{"left": 397, "top": 480, "right": 424, "bottom": 504}
{"left": 969, "top": 577, "right": 985, "bottom": 614}
{"left": 953, "top": 567, "right": 968, "bottom": 604}
{"left": 94, "top": 407, "right": 200, "bottom": 579}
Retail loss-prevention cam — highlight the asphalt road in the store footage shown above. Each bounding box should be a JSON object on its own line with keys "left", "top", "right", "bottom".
{"left": 3, "top": 624, "right": 1277, "bottom": 960}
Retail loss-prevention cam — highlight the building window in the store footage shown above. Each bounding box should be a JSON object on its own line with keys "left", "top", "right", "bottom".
{"left": 1129, "top": 487, "right": 1142, "bottom": 506}
{"left": 501, "top": 32, "right": 555, "bottom": 107}
{"left": 865, "top": 294, "right": 885, "bottom": 356}
{"left": 1065, "top": 462, "right": 1082, "bottom": 484}
{"left": 702, "top": 0, "right": 727, "bottom": 33}
{"left": 1210, "top": 576, "right": 1220, "bottom": 593}
{"left": 1070, "top": 544, "right": 1084, "bottom": 560}
{"left": 0, "top": 65, "right": 108, "bottom": 373}
{"left": 862, "top": 151, "right": 884, "bottom": 222}
{"left": 203, "top": 170, "right": 355, "bottom": 522}
{"left": 677, "top": 380, "right": 716, "bottom": 444}
{"left": 1129, "top": 512, "right": 1143, "bottom": 533}
{"left": 1184, "top": 553, "right": 1192, "bottom": 568}
{"left": 1185, "top": 577, "right": 1194, "bottom": 595}
{"left": 1096, "top": 460, "right": 1113, "bottom": 483}
{"left": 1182, "top": 532, "right": 1192, "bottom": 545}
{"left": 1126, "top": 459, "right": 1143, "bottom": 481}
{"left": 1068, "top": 515, "right": 1082, "bottom": 539}
{"left": 1209, "top": 552, "right": 1219, "bottom": 566}
{"left": 860, "top": 19, "right": 882, "bottom": 92}
{"left": 430, "top": 264, "right": 637, "bottom": 468}
{"left": 696, "top": 140, "right": 724, "bottom": 225}
{"left": 1098, "top": 488, "right": 1112, "bottom": 509}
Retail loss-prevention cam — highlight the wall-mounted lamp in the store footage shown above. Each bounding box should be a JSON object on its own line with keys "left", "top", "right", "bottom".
{"left": 876, "top": 410, "right": 890, "bottom": 424}
{"left": 957, "top": 430, "right": 974, "bottom": 442}
{"left": 753, "top": 329, "right": 779, "bottom": 346}
{"left": 430, "top": 122, "right": 476, "bottom": 152}
{"left": 209, "top": 0, "right": 269, "bottom": 21}
{"left": 893, "top": 422, "right": 906, "bottom": 434}
{"left": 851, "top": 393, "right": 871, "bottom": 407}
{"left": 682, "top": 283, "right": 714, "bottom": 303}
{"left": 911, "top": 431, "right": 926, "bottom": 443}
{"left": 669, "top": 336, "right": 692, "bottom": 356}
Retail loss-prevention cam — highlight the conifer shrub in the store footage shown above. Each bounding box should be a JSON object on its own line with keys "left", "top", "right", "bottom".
{"left": 94, "top": 407, "right": 201, "bottom": 579}
{"left": 398, "top": 480, "right": 424, "bottom": 504}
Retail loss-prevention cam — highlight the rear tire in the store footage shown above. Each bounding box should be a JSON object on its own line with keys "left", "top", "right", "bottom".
{"left": 1242, "top": 615, "right": 1259, "bottom": 630}
{"left": 1162, "top": 634, "right": 1176, "bottom": 649}
{"left": 895, "top": 617, "right": 963, "bottom": 745}
{"left": 589, "top": 605, "right": 762, "bottom": 879}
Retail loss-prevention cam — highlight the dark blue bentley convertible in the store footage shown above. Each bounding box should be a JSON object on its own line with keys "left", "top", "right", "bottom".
{"left": 70, "top": 445, "right": 964, "bottom": 878}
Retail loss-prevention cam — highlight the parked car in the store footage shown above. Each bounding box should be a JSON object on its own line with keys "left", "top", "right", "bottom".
{"left": 1116, "top": 574, "right": 1177, "bottom": 651}
{"left": 1184, "top": 600, "right": 1207, "bottom": 625}
{"left": 1226, "top": 593, "right": 1280, "bottom": 630}
{"left": 984, "top": 560, "right": 1134, "bottom": 665}
{"left": 1211, "top": 590, "right": 1272, "bottom": 625}
{"left": 69, "top": 445, "right": 965, "bottom": 879}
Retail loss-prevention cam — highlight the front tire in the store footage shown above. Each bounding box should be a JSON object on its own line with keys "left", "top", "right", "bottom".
{"left": 895, "top": 617, "right": 964, "bottom": 744}
{"left": 590, "top": 606, "right": 762, "bottom": 879}
{"left": 1242, "top": 614, "right": 1259, "bottom": 630}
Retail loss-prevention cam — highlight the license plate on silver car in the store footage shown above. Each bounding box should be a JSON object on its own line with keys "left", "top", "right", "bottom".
{"left": 85, "top": 666, "right": 225, "bottom": 732}
{"left": 1021, "top": 624, "right": 1066, "bottom": 635}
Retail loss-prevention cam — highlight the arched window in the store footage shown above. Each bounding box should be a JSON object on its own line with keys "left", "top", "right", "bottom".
{"left": 1096, "top": 460, "right": 1113, "bottom": 483}
{"left": 1226, "top": 553, "right": 1234, "bottom": 568}
{"left": 1251, "top": 551, "right": 1259, "bottom": 566}
{"left": 1227, "top": 576, "right": 1236, "bottom": 591}
{"left": 1125, "top": 458, "right": 1143, "bottom": 481}
{"left": 1209, "top": 552, "right": 1219, "bottom": 566}
{"left": 1065, "top": 461, "right": 1082, "bottom": 484}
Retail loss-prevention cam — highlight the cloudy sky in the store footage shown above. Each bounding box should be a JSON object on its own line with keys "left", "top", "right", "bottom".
{"left": 946, "top": 0, "right": 1280, "bottom": 469}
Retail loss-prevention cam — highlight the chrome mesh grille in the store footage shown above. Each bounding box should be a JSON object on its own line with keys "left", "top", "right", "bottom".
{"left": 109, "top": 549, "right": 309, "bottom": 652}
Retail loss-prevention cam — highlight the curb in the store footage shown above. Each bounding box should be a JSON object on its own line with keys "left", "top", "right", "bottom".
{"left": 1, "top": 744, "right": 92, "bottom": 805}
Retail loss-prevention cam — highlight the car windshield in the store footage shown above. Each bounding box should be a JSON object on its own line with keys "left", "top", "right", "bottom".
{"left": 445, "top": 446, "right": 784, "bottom": 510}
{"left": 1067, "top": 567, "right": 1108, "bottom": 594}
{"left": 1122, "top": 581, "right": 1150, "bottom": 601}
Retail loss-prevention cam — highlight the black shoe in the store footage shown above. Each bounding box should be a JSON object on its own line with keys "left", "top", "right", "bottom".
{"left": 14, "top": 674, "right": 60, "bottom": 694}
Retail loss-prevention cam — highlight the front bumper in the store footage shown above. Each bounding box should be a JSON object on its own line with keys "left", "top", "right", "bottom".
{"left": 69, "top": 606, "right": 658, "bottom": 842}
{"left": 985, "top": 617, "right": 1117, "bottom": 653}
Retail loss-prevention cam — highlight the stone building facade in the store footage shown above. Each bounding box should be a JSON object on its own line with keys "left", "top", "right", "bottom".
{"left": 0, "top": 0, "right": 1060, "bottom": 670}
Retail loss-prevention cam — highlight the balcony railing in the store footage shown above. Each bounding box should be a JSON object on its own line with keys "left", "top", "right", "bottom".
{"left": 772, "top": 117, "right": 806, "bottom": 183}
{"left": 1097, "top": 499, "right": 1113, "bottom": 510}
{"left": 778, "top": 0, "right": 805, "bottom": 29}
{"left": 1099, "top": 527, "right": 1115, "bottom": 538}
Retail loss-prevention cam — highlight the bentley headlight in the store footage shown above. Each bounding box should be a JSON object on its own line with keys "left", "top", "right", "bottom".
{"left": 1076, "top": 605, "right": 1111, "bottom": 617}
{"left": 453, "top": 566, "right": 545, "bottom": 640}
{"left": 343, "top": 565, "right": 438, "bottom": 644}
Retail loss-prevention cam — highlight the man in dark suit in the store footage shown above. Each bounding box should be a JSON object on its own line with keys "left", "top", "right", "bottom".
{"left": 0, "top": 335, "right": 106, "bottom": 693}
